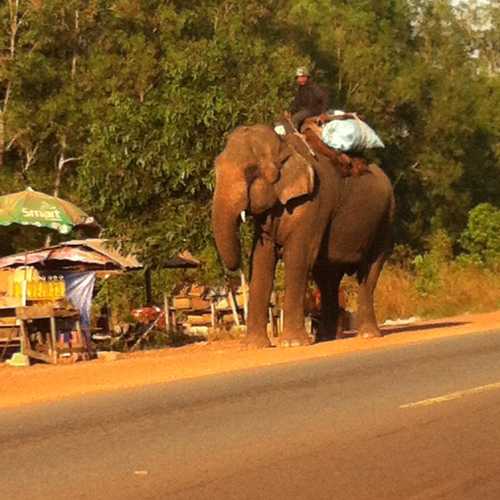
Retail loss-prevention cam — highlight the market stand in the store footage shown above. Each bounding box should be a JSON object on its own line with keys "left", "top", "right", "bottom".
{"left": 0, "top": 267, "right": 75, "bottom": 364}
{"left": 0, "top": 188, "right": 102, "bottom": 365}
{"left": 0, "top": 271, "right": 23, "bottom": 362}
{"left": 16, "top": 303, "right": 82, "bottom": 364}
{"left": 0, "top": 239, "right": 142, "bottom": 365}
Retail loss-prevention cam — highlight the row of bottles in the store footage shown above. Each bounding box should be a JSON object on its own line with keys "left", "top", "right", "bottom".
{"left": 11, "top": 276, "right": 66, "bottom": 300}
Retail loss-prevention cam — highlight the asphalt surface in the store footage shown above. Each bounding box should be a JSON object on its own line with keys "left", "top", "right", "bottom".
{"left": 1, "top": 329, "right": 500, "bottom": 499}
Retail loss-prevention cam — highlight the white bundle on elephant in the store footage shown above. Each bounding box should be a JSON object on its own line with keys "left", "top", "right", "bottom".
{"left": 321, "top": 112, "right": 384, "bottom": 152}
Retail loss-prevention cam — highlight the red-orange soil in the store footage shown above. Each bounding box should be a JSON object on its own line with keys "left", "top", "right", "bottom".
{"left": 1, "top": 310, "right": 499, "bottom": 409}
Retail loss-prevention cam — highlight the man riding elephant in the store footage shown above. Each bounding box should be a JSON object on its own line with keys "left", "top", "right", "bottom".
{"left": 287, "top": 67, "right": 373, "bottom": 177}
{"left": 212, "top": 124, "right": 395, "bottom": 348}
{"left": 290, "top": 67, "right": 330, "bottom": 130}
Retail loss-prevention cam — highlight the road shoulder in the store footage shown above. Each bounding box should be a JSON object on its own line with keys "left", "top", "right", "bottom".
{"left": 1, "top": 310, "right": 499, "bottom": 409}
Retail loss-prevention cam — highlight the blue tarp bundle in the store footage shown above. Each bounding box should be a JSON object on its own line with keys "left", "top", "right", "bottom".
{"left": 321, "top": 115, "right": 385, "bottom": 152}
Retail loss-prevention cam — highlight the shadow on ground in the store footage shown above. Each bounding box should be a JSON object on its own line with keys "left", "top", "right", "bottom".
{"left": 336, "top": 321, "right": 471, "bottom": 341}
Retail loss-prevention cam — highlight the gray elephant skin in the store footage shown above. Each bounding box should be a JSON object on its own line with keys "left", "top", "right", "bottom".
{"left": 212, "top": 124, "right": 395, "bottom": 348}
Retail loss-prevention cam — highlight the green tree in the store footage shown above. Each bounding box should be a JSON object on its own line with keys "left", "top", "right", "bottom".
{"left": 1, "top": 0, "right": 499, "bottom": 305}
{"left": 77, "top": 0, "right": 303, "bottom": 271}
{"left": 459, "top": 203, "right": 500, "bottom": 266}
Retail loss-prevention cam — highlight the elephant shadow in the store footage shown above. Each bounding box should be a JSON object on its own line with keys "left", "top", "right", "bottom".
{"left": 332, "top": 320, "right": 470, "bottom": 341}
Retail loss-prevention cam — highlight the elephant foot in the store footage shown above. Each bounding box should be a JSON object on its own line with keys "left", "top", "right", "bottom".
{"left": 356, "top": 326, "right": 383, "bottom": 339}
{"left": 241, "top": 334, "right": 272, "bottom": 349}
{"left": 315, "top": 320, "right": 343, "bottom": 342}
{"left": 315, "top": 331, "right": 336, "bottom": 343}
{"left": 278, "top": 330, "right": 313, "bottom": 348}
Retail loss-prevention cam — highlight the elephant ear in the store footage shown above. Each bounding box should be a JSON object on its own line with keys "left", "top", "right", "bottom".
{"left": 248, "top": 129, "right": 294, "bottom": 185}
{"left": 274, "top": 152, "right": 315, "bottom": 205}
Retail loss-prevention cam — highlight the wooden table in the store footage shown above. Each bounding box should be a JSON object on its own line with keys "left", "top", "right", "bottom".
{"left": 16, "top": 304, "right": 84, "bottom": 364}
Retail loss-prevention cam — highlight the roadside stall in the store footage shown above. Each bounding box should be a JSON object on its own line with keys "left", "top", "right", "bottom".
{"left": 0, "top": 265, "right": 81, "bottom": 364}
{"left": 0, "top": 239, "right": 142, "bottom": 365}
{"left": 0, "top": 268, "right": 30, "bottom": 362}
{"left": 0, "top": 188, "right": 101, "bottom": 366}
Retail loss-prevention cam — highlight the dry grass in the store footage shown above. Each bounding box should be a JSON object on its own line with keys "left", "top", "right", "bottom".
{"left": 207, "top": 325, "right": 245, "bottom": 342}
{"left": 345, "top": 263, "right": 500, "bottom": 322}
{"left": 417, "top": 263, "right": 500, "bottom": 318}
{"left": 374, "top": 265, "right": 420, "bottom": 321}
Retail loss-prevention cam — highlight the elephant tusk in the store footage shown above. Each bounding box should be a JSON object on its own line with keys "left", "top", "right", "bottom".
{"left": 240, "top": 210, "right": 247, "bottom": 223}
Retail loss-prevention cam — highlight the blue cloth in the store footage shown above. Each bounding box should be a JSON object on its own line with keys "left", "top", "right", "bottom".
{"left": 321, "top": 118, "right": 384, "bottom": 152}
{"left": 62, "top": 271, "right": 96, "bottom": 342}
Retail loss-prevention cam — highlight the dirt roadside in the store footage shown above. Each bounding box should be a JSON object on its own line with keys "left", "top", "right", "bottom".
{"left": 1, "top": 310, "right": 499, "bottom": 410}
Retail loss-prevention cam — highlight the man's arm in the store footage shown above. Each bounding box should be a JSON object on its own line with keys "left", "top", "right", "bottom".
{"left": 318, "top": 112, "right": 367, "bottom": 124}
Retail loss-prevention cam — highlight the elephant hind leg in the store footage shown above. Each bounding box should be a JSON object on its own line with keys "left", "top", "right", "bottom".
{"left": 356, "top": 254, "right": 386, "bottom": 339}
{"left": 312, "top": 266, "right": 343, "bottom": 342}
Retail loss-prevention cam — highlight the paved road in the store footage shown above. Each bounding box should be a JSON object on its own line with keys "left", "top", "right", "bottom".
{"left": 1, "top": 330, "right": 500, "bottom": 499}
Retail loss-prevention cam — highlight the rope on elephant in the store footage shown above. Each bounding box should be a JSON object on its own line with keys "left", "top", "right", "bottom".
{"left": 281, "top": 114, "right": 317, "bottom": 158}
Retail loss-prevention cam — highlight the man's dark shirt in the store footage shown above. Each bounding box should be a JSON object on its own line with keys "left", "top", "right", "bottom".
{"left": 291, "top": 81, "right": 329, "bottom": 115}
{"left": 291, "top": 80, "right": 329, "bottom": 129}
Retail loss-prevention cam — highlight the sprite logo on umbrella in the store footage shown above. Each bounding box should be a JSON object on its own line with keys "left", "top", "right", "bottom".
{"left": 0, "top": 188, "right": 97, "bottom": 235}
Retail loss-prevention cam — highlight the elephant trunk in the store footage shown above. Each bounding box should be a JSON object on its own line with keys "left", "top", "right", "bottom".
{"left": 212, "top": 164, "right": 248, "bottom": 271}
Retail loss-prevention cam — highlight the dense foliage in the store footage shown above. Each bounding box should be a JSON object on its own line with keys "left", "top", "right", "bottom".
{"left": 1, "top": 0, "right": 499, "bottom": 301}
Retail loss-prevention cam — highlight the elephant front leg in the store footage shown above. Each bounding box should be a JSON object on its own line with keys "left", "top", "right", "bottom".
{"left": 246, "top": 237, "right": 277, "bottom": 348}
{"left": 356, "top": 255, "right": 386, "bottom": 339}
{"left": 279, "top": 244, "right": 313, "bottom": 347}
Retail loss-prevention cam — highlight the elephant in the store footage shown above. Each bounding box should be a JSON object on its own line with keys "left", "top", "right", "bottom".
{"left": 212, "top": 124, "right": 395, "bottom": 348}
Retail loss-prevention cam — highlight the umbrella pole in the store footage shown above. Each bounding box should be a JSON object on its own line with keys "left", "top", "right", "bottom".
{"left": 22, "top": 250, "right": 28, "bottom": 306}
